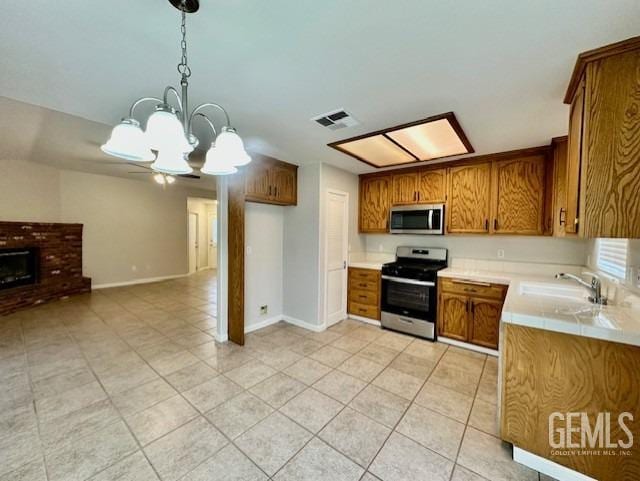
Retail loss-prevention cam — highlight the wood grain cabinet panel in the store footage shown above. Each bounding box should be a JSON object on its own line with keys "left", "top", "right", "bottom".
{"left": 418, "top": 169, "right": 446, "bottom": 203}
{"left": 490, "top": 155, "right": 546, "bottom": 235}
{"left": 347, "top": 268, "right": 381, "bottom": 320}
{"left": 550, "top": 137, "right": 569, "bottom": 236}
{"left": 359, "top": 176, "right": 391, "bottom": 233}
{"left": 270, "top": 163, "right": 297, "bottom": 205}
{"left": 438, "top": 293, "right": 469, "bottom": 341}
{"left": 244, "top": 156, "right": 298, "bottom": 206}
{"left": 469, "top": 298, "right": 501, "bottom": 349}
{"left": 392, "top": 172, "right": 418, "bottom": 205}
{"left": 565, "top": 79, "right": 585, "bottom": 235}
{"left": 446, "top": 163, "right": 492, "bottom": 234}
{"left": 581, "top": 51, "right": 640, "bottom": 238}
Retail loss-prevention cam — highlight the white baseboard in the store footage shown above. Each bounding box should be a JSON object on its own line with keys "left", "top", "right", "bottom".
{"left": 438, "top": 336, "right": 499, "bottom": 357}
{"left": 92, "top": 274, "right": 188, "bottom": 290}
{"left": 245, "top": 315, "right": 283, "bottom": 334}
{"left": 513, "top": 447, "right": 596, "bottom": 481}
{"left": 282, "top": 315, "right": 324, "bottom": 333}
{"left": 215, "top": 333, "right": 228, "bottom": 343}
{"left": 348, "top": 314, "right": 382, "bottom": 327}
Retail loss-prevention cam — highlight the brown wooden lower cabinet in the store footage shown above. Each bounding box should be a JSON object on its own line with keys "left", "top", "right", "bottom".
{"left": 437, "top": 278, "right": 506, "bottom": 349}
{"left": 347, "top": 267, "right": 381, "bottom": 320}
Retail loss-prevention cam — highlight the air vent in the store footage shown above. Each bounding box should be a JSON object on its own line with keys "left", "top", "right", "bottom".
{"left": 311, "top": 109, "right": 359, "bottom": 130}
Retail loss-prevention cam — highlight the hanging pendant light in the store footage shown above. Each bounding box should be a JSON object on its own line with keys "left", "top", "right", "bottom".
{"left": 101, "top": 0, "right": 250, "bottom": 176}
{"left": 151, "top": 150, "right": 193, "bottom": 175}
{"left": 101, "top": 119, "right": 155, "bottom": 162}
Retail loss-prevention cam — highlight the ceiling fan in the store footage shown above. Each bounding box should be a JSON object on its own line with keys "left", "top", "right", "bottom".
{"left": 126, "top": 163, "right": 200, "bottom": 185}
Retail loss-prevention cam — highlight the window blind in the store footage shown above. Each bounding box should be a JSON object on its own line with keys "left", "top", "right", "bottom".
{"left": 596, "top": 239, "right": 629, "bottom": 279}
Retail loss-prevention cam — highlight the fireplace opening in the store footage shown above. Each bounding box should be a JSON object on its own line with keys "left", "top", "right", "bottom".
{"left": 0, "top": 248, "right": 39, "bottom": 290}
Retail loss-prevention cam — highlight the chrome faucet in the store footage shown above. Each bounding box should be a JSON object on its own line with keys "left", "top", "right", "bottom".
{"left": 555, "top": 273, "right": 607, "bottom": 305}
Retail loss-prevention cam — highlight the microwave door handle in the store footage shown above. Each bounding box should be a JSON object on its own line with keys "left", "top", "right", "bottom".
{"left": 428, "top": 209, "right": 433, "bottom": 230}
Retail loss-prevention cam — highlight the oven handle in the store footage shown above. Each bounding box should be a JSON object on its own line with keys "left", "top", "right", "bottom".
{"left": 382, "top": 275, "right": 435, "bottom": 287}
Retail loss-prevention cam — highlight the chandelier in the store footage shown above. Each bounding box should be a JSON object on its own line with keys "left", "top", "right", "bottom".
{"left": 101, "top": 0, "right": 250, "bottom": 176}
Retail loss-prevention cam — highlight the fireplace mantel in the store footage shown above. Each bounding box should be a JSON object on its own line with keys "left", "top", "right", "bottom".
{"left": 0, "top": 221, "right": 91, "bottom": 315}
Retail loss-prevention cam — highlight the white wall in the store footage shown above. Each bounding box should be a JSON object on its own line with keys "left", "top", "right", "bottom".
{"left": 0, "top": 159, "right": 215, "bottom": 286}
{"left": 245, "top": 203, "right": 284, "bottom": 331}
{"left": 364, "top": 234, "right": 588, "bottom": 266}
{"left": 283, "top": 164, "right": 321, "bottom": 326}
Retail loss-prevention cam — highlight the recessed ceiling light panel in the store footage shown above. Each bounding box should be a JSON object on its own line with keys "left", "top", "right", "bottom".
{"left": 328, "top": 112, "right": 473, "bottom": 168}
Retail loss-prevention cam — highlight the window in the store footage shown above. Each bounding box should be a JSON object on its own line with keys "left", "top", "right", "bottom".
{"left": 596, "top": 239, "right": 629, "bottom": 279}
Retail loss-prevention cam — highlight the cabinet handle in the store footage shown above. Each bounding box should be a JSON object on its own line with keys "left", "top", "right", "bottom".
{"left": 471, "top": 300, "right": 475, "bottom": 316}
{"left": 466, "top": 299, "right": 470, "bottom": 313}
{"left": 359, "top": 295, "right": 367, "bottom": 299}
{"left": 484, "top": 219, "right": 489, "bottom": 231}
{"left": 417, "top": 192, "right": 420, "bottom": 202}
{"left": 274, "top": 186, "right": 278, "bottom": 197}
{"left": 268, "top": 186, "right": 272, "bottom": 196}
{"left": 463, "top": 288, "right": 477, "bottom": 293}
{"left": 452, "top": 279, "right": 491, "bottom": 287}
{"left": 494, "top": 219, "right": 498, "bottom": 231}
{"left": 559, "top": 208, "right": 566, "bottom": 226}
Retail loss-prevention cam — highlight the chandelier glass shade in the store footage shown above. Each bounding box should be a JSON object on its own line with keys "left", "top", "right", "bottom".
{"left": 100, "top": 0, "right": 250, "bottom": 177}
{"left": 101, "top": 119, "right": 155, "bottom": 162}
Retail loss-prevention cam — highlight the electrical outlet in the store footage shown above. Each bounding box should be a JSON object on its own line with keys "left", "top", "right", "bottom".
{"left": 260, "top": 305, "right": 268, "bottom": 315}
{"left": 636, "top": 266, "right": 640, "bottom": 287}
{"left": 497, "top": 249, "right": 505, "bottom": 259}
{"left": 246, "top": 246, "right": 252, "bottom": 255}
{"left": 378, "top": 244, "right": 384, "bottom": 252}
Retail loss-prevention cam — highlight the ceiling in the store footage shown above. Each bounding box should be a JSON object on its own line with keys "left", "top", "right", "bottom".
{"left": 1, "top": 0, "right": 639, "bottom": 178}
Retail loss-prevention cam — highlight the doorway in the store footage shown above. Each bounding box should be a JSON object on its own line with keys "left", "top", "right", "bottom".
{"left": 324, "top": 189, "right": 349, "bottom": 327}
{"left": 188, "top": 212, "right": 199, "bottom": 274}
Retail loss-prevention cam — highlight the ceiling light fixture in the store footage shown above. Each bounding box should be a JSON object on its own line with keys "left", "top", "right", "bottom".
{"left": 101, "top": 0, "right": 250, "bottom": 175}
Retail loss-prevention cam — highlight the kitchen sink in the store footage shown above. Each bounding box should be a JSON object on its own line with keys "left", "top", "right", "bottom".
{"left": 518, "top": 281, "right": 590, "bottom": 302}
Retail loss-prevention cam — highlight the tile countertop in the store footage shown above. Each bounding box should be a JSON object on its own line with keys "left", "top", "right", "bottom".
{"left": 438, "top": 267, "right": 640, "bottom": 348}
{"left": 348, "top": 252, "right": 394, "bottom": 271}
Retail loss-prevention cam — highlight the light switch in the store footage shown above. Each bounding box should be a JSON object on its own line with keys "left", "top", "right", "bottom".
{"left": 497, "top": 249, "right": 505, "bottom": 259}
{"left": 246, "top": 246, "right": 252, "bottom": 255}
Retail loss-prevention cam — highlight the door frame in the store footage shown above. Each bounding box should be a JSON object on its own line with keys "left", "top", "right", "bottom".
{"left": 188, "top": 212, "right": 199, "bottom": 274}
{"left": 207, "top": 211, "right": 217, "bottom": 269}
{"left": 322, "top": 188, "right": 349, "bottom": 328}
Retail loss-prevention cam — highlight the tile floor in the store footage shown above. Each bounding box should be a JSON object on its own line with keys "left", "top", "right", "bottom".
{"left": 0, "top": 270, "right": 553, "bottom": 481}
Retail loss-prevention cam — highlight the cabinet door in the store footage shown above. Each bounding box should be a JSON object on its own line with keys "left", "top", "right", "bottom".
{"left": 359, "top": 176, "right": 391, "bottom": 233}
{"left": 469, "top": 298, "right": 502, "bottom": 349}
{"left": 245, "top": 161, "right": 272, "bottom": 201}
{"left": 565, "top": 78, "right": 584, "bottom": 235}
{"left": 491, "top": 155, "right": 546, "bottom": 235}
{"left": 552, "top": 137, "right": 568, "bottom": 237}
{"left": 438, "top": 293, "right": 469, "bottom": 341}
{"left": 391, "top": 172, "right": 418, "bottom": 205}
{"left": 417, "top": 169, "right": 446, "bottom": 203}
{"left": 447, "top": 163, "right": 492, "bottom": 234}
{"left": 270, "top": 163, "right": 297, "bottom": 205}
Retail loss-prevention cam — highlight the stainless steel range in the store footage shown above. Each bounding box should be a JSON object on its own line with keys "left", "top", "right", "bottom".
{"left": 380, "top": 246, "right": 447, "bottom": 341}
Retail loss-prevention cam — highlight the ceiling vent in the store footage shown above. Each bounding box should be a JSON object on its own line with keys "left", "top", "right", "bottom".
{"left": 311, "top": 109, "right": 359, "bottom": 130}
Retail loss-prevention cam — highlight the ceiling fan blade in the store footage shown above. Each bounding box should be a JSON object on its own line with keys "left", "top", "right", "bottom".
{"left": 178, "top": 174, "right": 201, "bottom": 179}
{"left": 127, "top": 172, "right": 152, "bottom": 174}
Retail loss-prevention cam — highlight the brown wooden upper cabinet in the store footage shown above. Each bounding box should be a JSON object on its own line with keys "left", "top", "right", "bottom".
{"left": 490, "top": 154, "right": 546, "bottom": 235}
{"left": 447, "top": 162, "right": 492, "bottom": 234}
{"left": 359, "top": 175, "right": 391, "bottom": 233}
{"left": 564, "top": 36, "right": 640, "bottom": 238}
{"left": 391, "top": 168, "right": 446, "bottom": 205}
{"left": 244, "top": 156, "right": 297, "bottom": 206}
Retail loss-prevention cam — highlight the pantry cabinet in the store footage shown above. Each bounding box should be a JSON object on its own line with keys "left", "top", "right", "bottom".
{"left": 245, "top": 156, "right": 297, "bottom": 206}
{"left": 564, "top": 36, "right": 640, "bottom": 238}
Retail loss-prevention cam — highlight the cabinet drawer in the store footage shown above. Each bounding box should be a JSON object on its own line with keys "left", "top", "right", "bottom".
{"left": 349, "top": 289, "right": 378, "bottom": 306}
{"left": 349, "top": 278, "right": 378, "bottom": 292}
{"left": 348, "top": 301, "right": 379, "bottom": 320}
{"left": 440, "top": 278, "right": 506, "bottom": 300}
{"left": 348, "top": 268, "right": 380, "bottom": 282}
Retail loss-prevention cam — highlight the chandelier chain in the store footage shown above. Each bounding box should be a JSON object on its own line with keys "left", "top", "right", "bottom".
{"left": 177, "top": 9, "right": 191, "bottom": 79}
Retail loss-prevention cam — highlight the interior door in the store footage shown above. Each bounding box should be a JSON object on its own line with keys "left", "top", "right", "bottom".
{"left": 208, "top": 212, "right": 217, "bottom": 269}
{"left": 188, "top": 212, "right": 199, "bottom": 274}
{"left": 325, "top": 190, "right": 349, "bottom": 326}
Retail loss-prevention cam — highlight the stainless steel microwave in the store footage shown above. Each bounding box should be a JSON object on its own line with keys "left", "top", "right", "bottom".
{"left": 389, "top": 204, "right": 445, "bottom": 235}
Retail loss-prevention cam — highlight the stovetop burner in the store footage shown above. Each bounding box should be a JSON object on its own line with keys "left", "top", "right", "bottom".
{"left": 381, "top": 246, "right": 448, "bottom": 281}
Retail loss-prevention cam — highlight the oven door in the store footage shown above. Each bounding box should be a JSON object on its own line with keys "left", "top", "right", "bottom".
{"left": 389, "top": 204, "right": 444, "bottom": 234}
{"left": 380, "top": 275, "right": 437, "bottom": 340}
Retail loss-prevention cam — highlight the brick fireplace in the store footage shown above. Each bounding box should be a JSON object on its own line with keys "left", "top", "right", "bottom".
{"left": 0, "top": 221, "right": 91, "bottom": 315}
